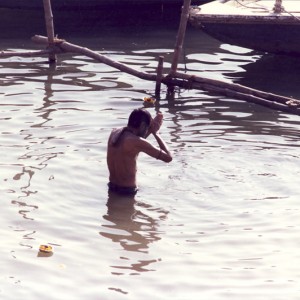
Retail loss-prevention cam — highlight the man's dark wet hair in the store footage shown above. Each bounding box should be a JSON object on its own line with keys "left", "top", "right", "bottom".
{"left": 127, "top": 108, "right": 152, "bottom": 128}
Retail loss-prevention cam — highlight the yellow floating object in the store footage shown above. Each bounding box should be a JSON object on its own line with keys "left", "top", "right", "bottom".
{"left": 39, "top": 245, "right": 53, "bottom": 253}
{"left": 143, "top": 97, "right": 156, "bottom": 104}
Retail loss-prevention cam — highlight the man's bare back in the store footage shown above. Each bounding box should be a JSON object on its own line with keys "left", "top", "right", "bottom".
{"left": 107, "top": 128, "right": 140, "bottom": 187}
{"left": 107, "top": 109, "right": 172, "bottom": 195}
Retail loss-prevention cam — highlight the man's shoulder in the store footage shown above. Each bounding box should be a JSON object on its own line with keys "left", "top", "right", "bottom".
{"left": 109, "top": 127, "right": 125, "bottom": 146}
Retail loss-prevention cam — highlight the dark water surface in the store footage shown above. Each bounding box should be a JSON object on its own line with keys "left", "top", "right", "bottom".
{"left": 1, "top": 8, "right": 300, "bottom": 300}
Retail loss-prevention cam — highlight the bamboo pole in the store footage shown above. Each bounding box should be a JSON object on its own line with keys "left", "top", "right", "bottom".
{"left": 273, "top": 0, "right": 283, "bottom": 13}
{"left": 173, "top": 71, "right": 295, "bottom": 104}
{"left": 30, "top": 34, "right": 300, "bottom": 115}
{"left": 169, "top": 0, "right": 191, "bottom": 76}
{"left": 161, "top": 75, "right": 300, "bottom": 115}
{"left": 0, "top": 0, "right": 298, "bottom": 116}
{"left": 155, "top": 56, "right": 164, "bottom": 96}
{"left": 0, "top": 49, "right": 52, "bottom": 58}
{"left": 43, "top": 0, "right": 56, "bottom": 62}
{"left": 32, "top": 35, "right": 156, "bottom": 81}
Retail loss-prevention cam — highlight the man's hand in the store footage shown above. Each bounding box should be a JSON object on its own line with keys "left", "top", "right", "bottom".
{"left": 150, "top": 112, "right": 163, "bottom": 135}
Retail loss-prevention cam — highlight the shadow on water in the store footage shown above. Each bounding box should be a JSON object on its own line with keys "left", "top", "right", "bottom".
{"left": 100, "top": 191, "right": 168, "bottom": 273}
{"left": 226, "top": 53, "right": 300, "bottom": 99}
{"left": 183, "top": 29, "right": 300, "bottom": 100}
{"left": 163, "top": 95, "right": 300, "bottom": 149}
{"left": 0, "top": 6, "right": 182, "bottom": 39}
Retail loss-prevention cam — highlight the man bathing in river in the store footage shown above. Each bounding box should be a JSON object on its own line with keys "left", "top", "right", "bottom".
{"left": 107, "top": 108, "right": 172, "bottom": 195}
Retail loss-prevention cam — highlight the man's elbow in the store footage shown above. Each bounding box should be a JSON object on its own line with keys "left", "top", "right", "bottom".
{"left": 160, "top": 151, "right": 172, "bottom": 163}
{"left": 164, "top": 155, "right": 172, "bottom": 163}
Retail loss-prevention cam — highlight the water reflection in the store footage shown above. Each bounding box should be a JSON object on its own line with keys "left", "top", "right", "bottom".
{"left": 226, "top": 53, "right": 300, "bottom": 99}
{"left": 6, "top": 63, "right": 61, "bottom": 222}
{"left": 160, "top": 90, "right": 300, "bottom": 148}
{"left": 100, "top": 191, "right": 167, "bottom": 273}
{"left": 1, "top": 21, "right": 300, "bottom": 299}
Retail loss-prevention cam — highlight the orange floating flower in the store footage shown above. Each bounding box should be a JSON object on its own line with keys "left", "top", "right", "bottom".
{"left": 143, "top": 97, "right": 156, "bottom": 104}
{"left": 39, "top": 245, "right": 53, "bottom": 253}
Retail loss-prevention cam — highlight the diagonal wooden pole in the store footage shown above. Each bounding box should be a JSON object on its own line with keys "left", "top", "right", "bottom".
{"left": 169, "top": 0, "right": 191, "bottom": 76}
{"left": 43, "top": 0, "right": 56, "bottom": 63}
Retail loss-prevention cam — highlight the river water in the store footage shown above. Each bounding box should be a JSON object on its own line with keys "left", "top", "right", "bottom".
{"left": 1, "top": 9, "right": 300, "bottom": 300}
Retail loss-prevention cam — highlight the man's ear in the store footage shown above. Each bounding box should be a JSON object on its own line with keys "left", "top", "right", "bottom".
{"left": 140, "top": 121, "right": 147, "bottom": 131}
{"left": 138, "top": 121, "right": 150, "bottom": 137}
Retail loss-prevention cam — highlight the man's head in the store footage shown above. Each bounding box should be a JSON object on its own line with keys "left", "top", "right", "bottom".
{"left": 128, "top": 108, "right": 152, "bottom": 137}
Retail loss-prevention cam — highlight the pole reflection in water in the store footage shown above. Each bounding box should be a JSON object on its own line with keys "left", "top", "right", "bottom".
{"left": 100, "top": 191, "right": 168, "bottom": 274}
{"left": 10, "top": 62, "right": 58, "bottom": 221}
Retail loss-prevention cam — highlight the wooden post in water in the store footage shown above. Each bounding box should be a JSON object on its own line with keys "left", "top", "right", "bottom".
{"left": 169, "top": 0, "right": 191, "bottom": 76}
{"left": 273, "top": 0, "right": 283, "bottom": 13}
{"left": 43, "top": 0, "right": 56, "bottom": 63}
{"left": 155, "top": 56, "right": 164, "bottom": 96}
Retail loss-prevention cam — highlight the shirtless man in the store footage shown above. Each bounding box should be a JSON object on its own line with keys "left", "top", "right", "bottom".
{"left": 107, "top": 108, "right": 172, "bottom": 195}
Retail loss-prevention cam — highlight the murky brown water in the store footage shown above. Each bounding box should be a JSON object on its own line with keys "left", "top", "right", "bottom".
{"left": 1, "top": 9, "right": 300, "bottom": 300}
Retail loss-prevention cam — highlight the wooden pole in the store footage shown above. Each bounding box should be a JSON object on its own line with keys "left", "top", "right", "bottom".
{"left": 0, "top": 49, "right": 52, "bottom": 58}
{"left": 155, "top": 56, "right": 164, "bottom": 96}
{"left": 43, "top": 0, "right": 56, "bottom": 63}
{"left": 169, "top": 0, "right": 191, "bottom": 76}
{"left": 32, "top": 35, "right": 156, "bottom": 81}
{"left": 31, "top": 35, "right": 300, "bottom": 116}
{"left": 273, "top": 0, "right": 283, "bottom": 13}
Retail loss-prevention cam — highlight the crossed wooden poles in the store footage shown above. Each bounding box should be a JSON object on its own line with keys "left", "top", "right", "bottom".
{"left": 1, "top": 0, "right": 300, "bottom": 115}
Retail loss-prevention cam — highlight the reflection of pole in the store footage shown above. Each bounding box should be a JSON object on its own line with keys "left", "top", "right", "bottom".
{"left": 39, "top": 63, "right": 56, "bottom": 125}
{"left": 169, "top": 0, "right": 191, "bottom": 76}
{"left": 43, "top": 0, "right": 56, "bottom": 63}
{"left": 44, "top": 63, "right": 56, "bottom": 104}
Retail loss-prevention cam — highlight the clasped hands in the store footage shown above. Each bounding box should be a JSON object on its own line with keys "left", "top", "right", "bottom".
{"left": 149, "top": 112, "right": 163, "bottom": 135}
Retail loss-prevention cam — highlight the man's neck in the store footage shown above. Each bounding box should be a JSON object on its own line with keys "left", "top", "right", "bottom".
{"left": 125, "top": 126, "right": 138, "bottom": 136}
